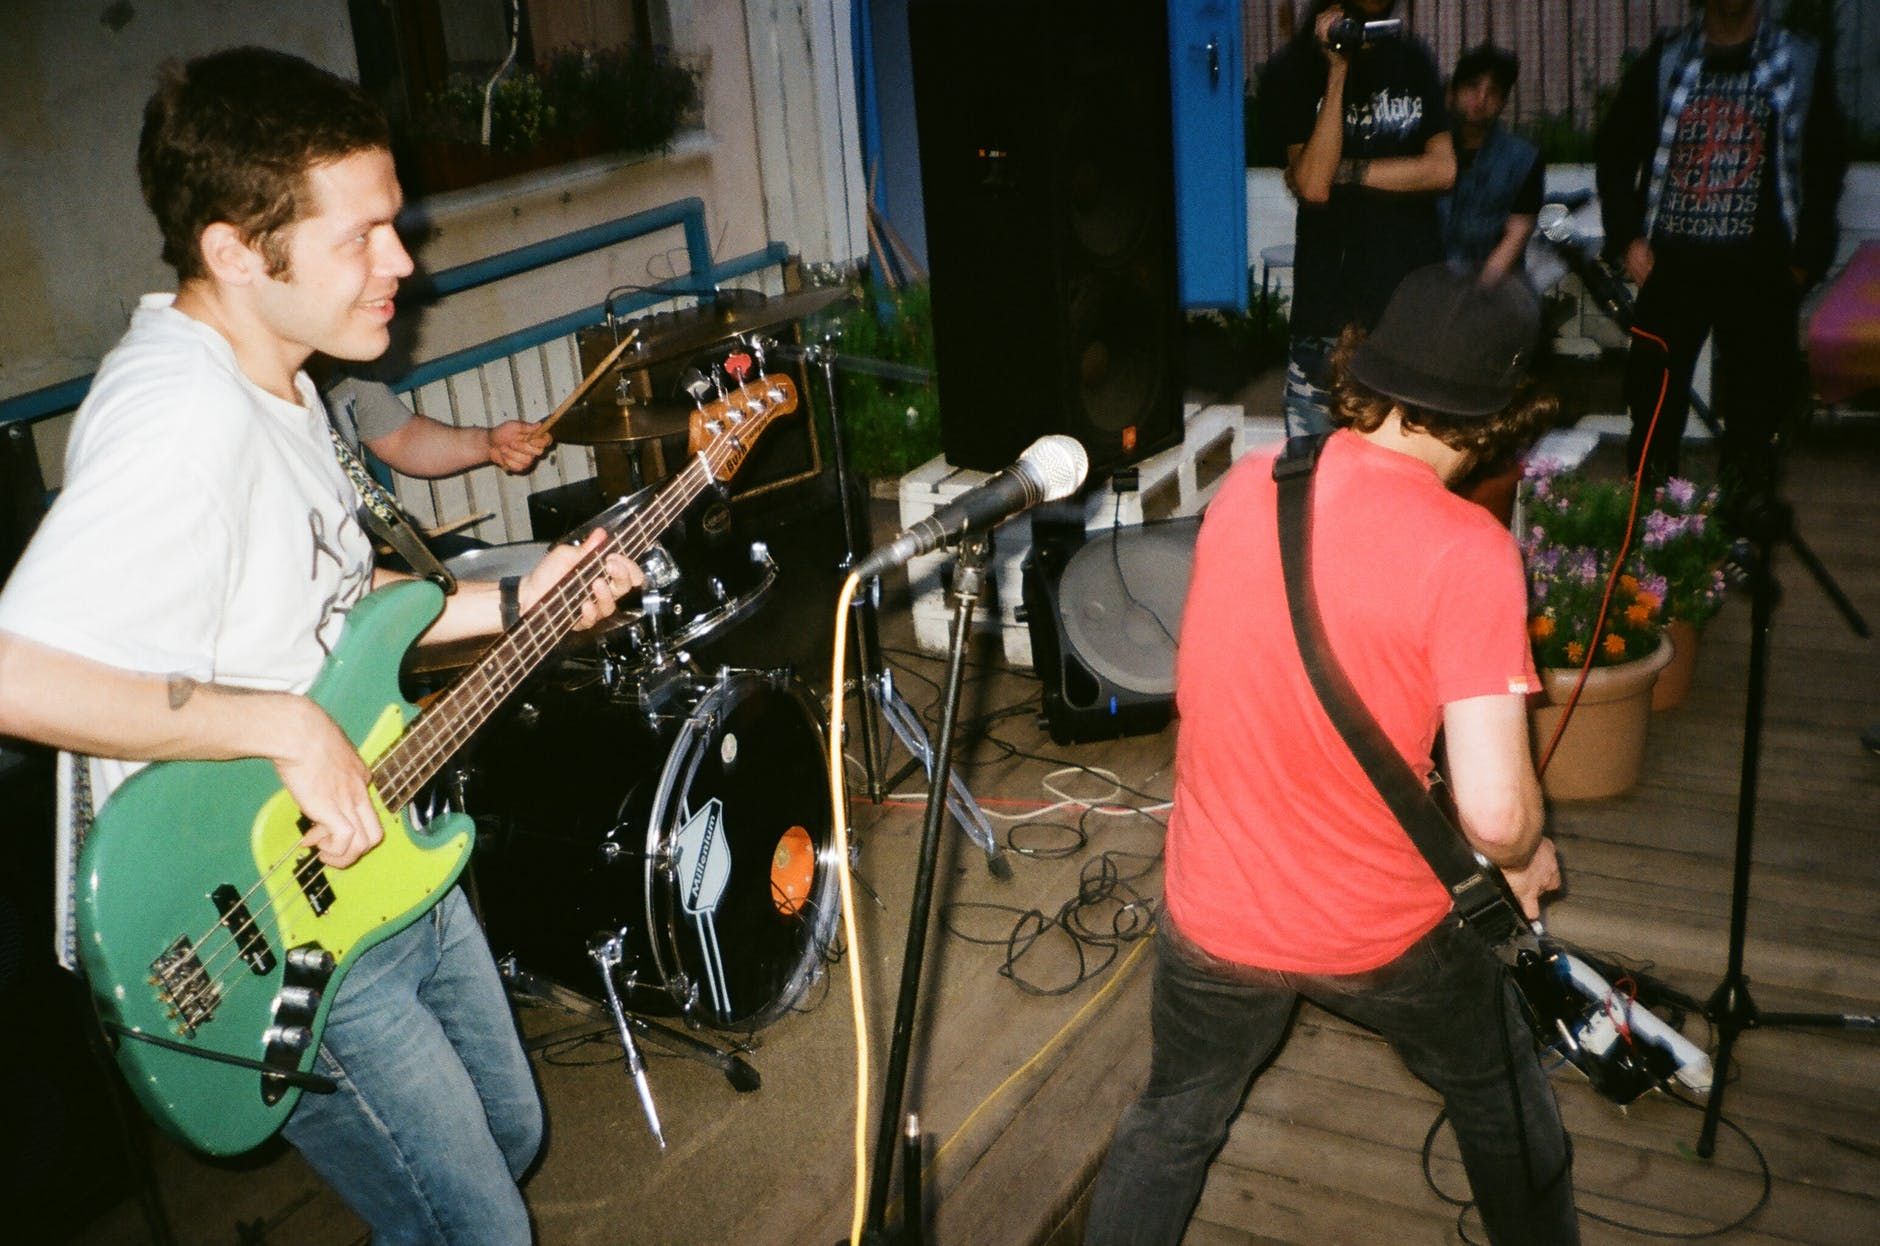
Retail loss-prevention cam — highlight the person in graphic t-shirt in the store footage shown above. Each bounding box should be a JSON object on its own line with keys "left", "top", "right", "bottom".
{"left": 1257, "top": 0, "right": 1455, "bottom": 436}
{"left": 1595, "top": 0, "right": 1846, "bottom": 497}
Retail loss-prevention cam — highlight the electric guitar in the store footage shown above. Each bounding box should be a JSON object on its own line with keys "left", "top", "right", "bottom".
{"left": 74, "top": 374, "right": 797, "bottom": 1156}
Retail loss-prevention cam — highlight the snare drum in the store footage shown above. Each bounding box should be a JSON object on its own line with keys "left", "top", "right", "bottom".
{"left": 468, "top": 669, "right": 836, "bottom": 1031}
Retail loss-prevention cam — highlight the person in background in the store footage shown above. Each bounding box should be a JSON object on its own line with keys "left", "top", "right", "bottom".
{"left": 1594, "top": 0, "right": 1845, "bottom": 497}
{"left": 326, "top": 373, "right": 550, "bottom": 478}
{"left": 1258, "top": 0, "right": 1456, "bottom": 437}
{"left": 1440, "top": 43, "right": 1543, "bottom": 284}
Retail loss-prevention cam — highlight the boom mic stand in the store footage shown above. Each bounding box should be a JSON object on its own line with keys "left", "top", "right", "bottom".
{"left": 768, "top": 336, "right": 1008, "bottom": 877}
{"left": 1693, "top": 482, "right": 1874, "bottom": 1157}
{"left": 1534, "top": 208, "right": 1724, "bottom": 442}
{"left": 1539, "top": 206, "right": 1877, "bottom": 1152}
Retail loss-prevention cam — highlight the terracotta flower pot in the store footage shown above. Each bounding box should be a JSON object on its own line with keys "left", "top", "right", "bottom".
{"left": 1651, "top": 619, "right": 1701, "bottom": 712}
{"left": 1530, "top": 637, "right": 1674, "bottom": 801}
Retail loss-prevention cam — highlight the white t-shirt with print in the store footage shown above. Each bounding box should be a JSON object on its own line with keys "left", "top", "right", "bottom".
{"left": 0, "top": 293, "right": 374, "bottom": 967}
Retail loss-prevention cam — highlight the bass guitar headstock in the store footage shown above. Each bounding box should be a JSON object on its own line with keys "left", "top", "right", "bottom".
{"left": 687, "top": 373, "right": 799, "bottom": 480}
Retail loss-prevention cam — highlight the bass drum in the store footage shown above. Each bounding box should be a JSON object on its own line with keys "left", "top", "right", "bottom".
{"left": 469, "top": 670, "right": 837, "bottom": 1032}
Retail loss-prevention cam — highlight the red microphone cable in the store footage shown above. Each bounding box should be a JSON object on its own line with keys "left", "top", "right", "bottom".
{"left": 1536, "top": 325, "right": 1671, "bottom": 777}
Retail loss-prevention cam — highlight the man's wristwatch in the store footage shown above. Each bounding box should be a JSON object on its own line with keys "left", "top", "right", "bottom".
{"left": 499, "top": 576, "right": 522, "bottom": 630}
{"left": 1335, "top": 156, "right": 1367, "bottom": 186}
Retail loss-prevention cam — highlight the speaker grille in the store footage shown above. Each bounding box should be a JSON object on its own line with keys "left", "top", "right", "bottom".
{"left": 912, "top": 0, "right": 1183, "bottom": 475}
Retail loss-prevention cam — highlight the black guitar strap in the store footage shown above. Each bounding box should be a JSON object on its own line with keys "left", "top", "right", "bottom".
{"left": 1272, "top": 434, "right": 1521, "bottom": 946}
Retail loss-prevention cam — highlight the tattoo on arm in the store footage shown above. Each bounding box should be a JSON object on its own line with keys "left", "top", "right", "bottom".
{"left": 167, "top": 675, "right": 264, "bottom": 710}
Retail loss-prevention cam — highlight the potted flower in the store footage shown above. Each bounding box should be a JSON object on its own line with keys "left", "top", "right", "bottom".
{"left": 1520, "top": 460, "right": 1673, "bottom": 800}
{"left": 1637, "top": 477, "right": 1731, "bottom": 710}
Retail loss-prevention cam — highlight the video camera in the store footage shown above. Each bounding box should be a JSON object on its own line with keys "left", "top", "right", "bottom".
{"left": 1324, "top": 16, "right": 1403, "bottom": 55}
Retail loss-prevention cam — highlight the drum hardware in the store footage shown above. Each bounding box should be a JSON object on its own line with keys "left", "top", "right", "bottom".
{"left": 497, "top": 957, "right": 762, "bottom": 1098}
{"left": 589, "top": 934, "right": 666, "bottom": 1148}
{"left": 471, "top": 669, "right": 841, "bottom": 1034}
{"left": 774, "top": 333, "right": 1008, "bottom": 878}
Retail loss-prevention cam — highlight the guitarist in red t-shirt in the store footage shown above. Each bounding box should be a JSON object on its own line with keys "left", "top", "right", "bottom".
{"left": 1086, "top": 267, "right": 1576, "bottom": 1246}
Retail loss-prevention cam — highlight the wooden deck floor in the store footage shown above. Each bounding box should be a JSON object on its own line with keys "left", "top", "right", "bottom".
{"left": 61, "top": 424, "right": 1877, "bottom": 1245}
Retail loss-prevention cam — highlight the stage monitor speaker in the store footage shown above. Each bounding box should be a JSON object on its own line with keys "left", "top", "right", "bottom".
{"left": 1022, "top": 508, "right": 1200, "bottom": 745}
{"left": 909, "top": 0, "right": 1184, "bottom": 477}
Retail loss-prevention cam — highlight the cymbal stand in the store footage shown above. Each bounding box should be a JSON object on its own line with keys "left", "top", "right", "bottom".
{"left": 771, "top": 336, "right": 1007, "bottom": 877}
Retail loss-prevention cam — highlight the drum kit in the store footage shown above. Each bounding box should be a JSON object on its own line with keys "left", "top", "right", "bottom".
{"left": 404, "top": 280, "right": 1005, "bottom": 1156}
{"left": 407, "top": 286, "right": 866, "bottom": 1144}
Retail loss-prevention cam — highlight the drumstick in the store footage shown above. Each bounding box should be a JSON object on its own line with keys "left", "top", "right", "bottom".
{"left": 535, "top": 327, "right": 641, "bottom": 438}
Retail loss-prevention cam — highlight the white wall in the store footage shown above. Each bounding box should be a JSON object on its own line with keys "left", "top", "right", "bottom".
{"left": 0, "top": 0, "right": 359, "bottom": 401}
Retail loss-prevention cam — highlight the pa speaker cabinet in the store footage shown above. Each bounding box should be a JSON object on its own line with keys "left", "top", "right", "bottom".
{"left": 910, "top": 0, "right": 1184, "bottom": 477}
{"left": 1021, "top": 507, "right": 1200, "bottom": 745}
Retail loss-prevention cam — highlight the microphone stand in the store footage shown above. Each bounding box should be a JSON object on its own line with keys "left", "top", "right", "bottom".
{"left": 1694, "top": 481, "right": 1875, "bottom": 1157}
{"left": 1542, "top": 217, "right": 1878, "bottom": 1150}
{"left": 863, "top": 531, "right": 994, "bottom": 1240}
{"left": 1535, "top": 226, "right": 1725, "bottom": 441}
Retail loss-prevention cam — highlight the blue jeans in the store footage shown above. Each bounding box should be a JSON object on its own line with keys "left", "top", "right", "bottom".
{"left": 282, "top": 887, "right": 543, "bottom": 1245}
{"left": 1283, "top": 335, "right": 1338, "bottom": 439}
{"left": 1086, "top": 915, "right": 1577, "bottom": 1246}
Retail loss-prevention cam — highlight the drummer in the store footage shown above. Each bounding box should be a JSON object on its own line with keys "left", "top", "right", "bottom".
{"left": 326, "top": 373, "right": 551, "bottom": 477}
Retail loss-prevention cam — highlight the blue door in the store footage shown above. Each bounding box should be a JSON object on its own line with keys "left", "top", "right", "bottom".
{"left": 1168, "top": 0, "right": 1247, "bottom": 309}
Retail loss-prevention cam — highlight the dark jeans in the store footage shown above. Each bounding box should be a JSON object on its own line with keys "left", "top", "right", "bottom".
{"left": 1085, "top": 916, "right": 1578, "bottom": 1246}
{"left": 1624, "top": 247, "right": 1802, "bottom": 501}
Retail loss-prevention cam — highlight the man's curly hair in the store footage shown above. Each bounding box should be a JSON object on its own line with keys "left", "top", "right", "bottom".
{"left": 1325, "top": 325, "right": 1559, "bottom": 470}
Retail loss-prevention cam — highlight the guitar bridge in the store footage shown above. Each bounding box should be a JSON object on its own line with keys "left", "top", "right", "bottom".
{"left": 149, "top": 935, "right": 222, "bottom": 1035}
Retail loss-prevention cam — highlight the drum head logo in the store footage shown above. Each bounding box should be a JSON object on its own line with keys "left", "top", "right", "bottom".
{"left": 674, "top": 798, "right": 730, "bottom": 916}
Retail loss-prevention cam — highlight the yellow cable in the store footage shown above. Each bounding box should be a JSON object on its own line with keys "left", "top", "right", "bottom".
{"left": 927, "top": 931, "right": 1154, "bottom": 1176}
{"left": 827, "top": 572, "right": 871, "bottom": 1246}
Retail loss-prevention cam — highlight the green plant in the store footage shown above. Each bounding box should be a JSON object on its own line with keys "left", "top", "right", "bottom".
{"left": 809, "top": 282, "right": 941, "bottom": 479}
{"left": 420, "top": 72, "right": 557, "bottom": 154}
{"left": 1520, "top": 461, "right": 1666, "bottom": 669}
{"left": 538, "top": 45, "right": 699, "bottom": 154}
{"left": 416, "top": 44, "right": 697, "bottom": 158}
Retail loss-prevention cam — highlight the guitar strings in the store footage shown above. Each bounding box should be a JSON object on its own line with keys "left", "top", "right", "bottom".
{"left": 163, "top": 382, "right": 784, "bottom": 1022}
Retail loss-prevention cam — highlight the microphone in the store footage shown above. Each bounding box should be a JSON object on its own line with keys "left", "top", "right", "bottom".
{"left": 853, "top": 435, "right": 1089, "bottom": 581}
{"left": 1536, "top": 203, "right": 1636, "bottom": 328}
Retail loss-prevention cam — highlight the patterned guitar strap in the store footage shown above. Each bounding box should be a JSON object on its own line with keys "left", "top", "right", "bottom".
{"left": 323, "top": 420, "right": 457, "bottom": 594}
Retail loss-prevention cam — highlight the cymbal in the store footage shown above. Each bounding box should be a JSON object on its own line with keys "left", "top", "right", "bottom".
{"left": 588, "top": 285, "right": 856, "bottom": 374}
{"left": 554, "top": 397, "right": 695, "bottom": 445}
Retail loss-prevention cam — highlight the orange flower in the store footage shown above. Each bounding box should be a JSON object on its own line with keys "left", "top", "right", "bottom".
{"left": 1625, "top": 603, "right": 1654, "bottom": 626}
{"left": 1603, "top": 633, "right": 1628, "bottom": 658}
{"left": 1636, "top": 590, "right": 1661, "bottom": 612}
{"left": 1529, "top": 615, "right": 1555, "bottom": 640}
{"left": 1565, "top": 641, "right": 1585, "bottom": 664}
{"left": 1619, "top": 574, "right": 1640, "bottom": 593}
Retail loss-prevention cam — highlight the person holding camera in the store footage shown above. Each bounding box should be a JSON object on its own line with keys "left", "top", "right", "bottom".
{"left": 1258, "top": 0, "right": 1456, "bottom": 437}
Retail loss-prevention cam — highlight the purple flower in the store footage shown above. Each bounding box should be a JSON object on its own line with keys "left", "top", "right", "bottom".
{"left": 1665, "top": 477, "right": 1697, "bottom": 508}
{"left": 1643, "top": 511, "right": 1674, "bottom": 548}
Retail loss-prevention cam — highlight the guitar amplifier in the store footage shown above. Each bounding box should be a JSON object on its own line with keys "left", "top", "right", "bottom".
{"left": 1021, "top": 506, "right": 1200, "bottom": 745}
